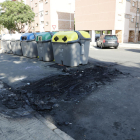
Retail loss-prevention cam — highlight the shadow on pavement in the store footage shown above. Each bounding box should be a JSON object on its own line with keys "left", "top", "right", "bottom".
{"left": 125, "top": 49, "right": 140, "bottom": 53}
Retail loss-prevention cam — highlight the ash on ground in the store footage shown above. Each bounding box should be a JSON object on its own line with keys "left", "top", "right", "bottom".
{"left": 0, "top": 63, "right": 126, "bottom": 113}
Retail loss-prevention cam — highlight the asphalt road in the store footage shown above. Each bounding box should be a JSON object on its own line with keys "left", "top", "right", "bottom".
{"left": 51, "top": 46, "right": 140, "bottom": 140}
{"left": 0, "top": 45, "right": 140, "bottom": 140}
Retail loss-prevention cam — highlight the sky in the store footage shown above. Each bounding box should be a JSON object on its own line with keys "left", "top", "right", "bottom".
{"left": 0, "top": 0, "right": 5, "bottom": 2}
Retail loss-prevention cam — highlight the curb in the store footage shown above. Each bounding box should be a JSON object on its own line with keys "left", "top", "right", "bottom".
{"left": 34, "top": 113, "right": 75, "bottom": 140}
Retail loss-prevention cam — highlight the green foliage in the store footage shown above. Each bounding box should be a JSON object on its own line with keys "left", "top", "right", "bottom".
{"left": 95, "top": 31, "right": 100, "bottom": 34}
{"left": 0, "top": 0, "right": 35, "bottom": 32}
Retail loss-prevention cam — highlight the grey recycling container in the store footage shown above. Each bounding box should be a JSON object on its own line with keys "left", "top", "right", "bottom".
{"left": 1, "top": 34, "right": 12, "bottom": 53}
{"left": 1, "top": 35, "right": 7, "bottom": 53}
{"left": 36, "top": 32, "right": 56, "bottom": 61}
{"left": 11, "top": 34, "right": 23, "bottom": 56}
{"left": 5, "top": 34, "right": 12, "bottom": 54}
{"left": 20, "top": 33, "right": 40, "bottom": 58}
{"left": 52, "top": 31, "right": 91, "bottom": 67}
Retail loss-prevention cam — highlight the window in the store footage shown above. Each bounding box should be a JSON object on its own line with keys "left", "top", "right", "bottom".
{"left": 32, "top": 8, "right": 34, "bottom": 11}
{"left": 105, "top": 35, "right": 117, "bottom": 40}
{"left": 45, "top": 11, "right": 48, "bottom": 15}
{"left": 41, "top": 21, "right": 44, "bottom": 24}
{"left": 126, "top": 0, "right": 130, "bottom": 2}
{"left": 137, "top": 8, "right": 139, "bottom": 12}
{"left": 35, "top": 3, "right": 37, "bottom": 7}
{"left": 36, "top": 23, "right": 38, "bottom": 27}
{"left": 136, "top": 23, "right": 138, "bottom": 27}
{"left": 35, "top": 13, "right": 38, "bottom": 17}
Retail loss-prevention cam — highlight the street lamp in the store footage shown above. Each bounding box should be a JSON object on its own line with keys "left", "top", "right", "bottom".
{"left": 68, "top": 0, "right": 71, "bottom": 31}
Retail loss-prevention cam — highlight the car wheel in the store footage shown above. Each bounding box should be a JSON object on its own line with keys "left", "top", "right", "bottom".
{"left": 114, "top": 46, "right": 118, "bottom": 49}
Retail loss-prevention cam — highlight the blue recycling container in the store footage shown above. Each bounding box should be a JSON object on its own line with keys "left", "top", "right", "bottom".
{"left": 20, "top": 33, "right": 40, "bottom": 58}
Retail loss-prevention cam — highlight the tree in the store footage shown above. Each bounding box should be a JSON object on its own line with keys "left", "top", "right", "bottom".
{"left": 0, "top": 0, "right": 35, "bottom": 33}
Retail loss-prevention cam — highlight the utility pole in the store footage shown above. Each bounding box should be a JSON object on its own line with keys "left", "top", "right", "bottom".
{"left": 68, "top": 1, "right": 71, "bottom": 31}
{"left": 135, "top": 0, "right": 138, "bottom": 42}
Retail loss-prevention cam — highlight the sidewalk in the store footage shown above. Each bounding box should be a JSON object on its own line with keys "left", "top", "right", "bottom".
{"left": 0, "top": 113, "right": 74, "bottom": 140}
{"left": 90, "top": 42, "right": 140, "bottom": 48}
{"left": 0, "top": 82, "right": 74, "bottom": 140}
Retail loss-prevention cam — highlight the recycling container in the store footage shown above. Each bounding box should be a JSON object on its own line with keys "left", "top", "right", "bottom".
{"left": 11, "top": 34, "right": 23, "bottom": 56}
{"left": 20, "top": 33, "right": 40, "bottom": 58}
{"left": 1, "top": 35, "right": 7, "bottom": 53}
{"left": 5, "top": 34, "right": 12, "bottom": 54}
{"left": 52, "top": 31, "right": 91, "bottom": 67}
{"left": 1, "top": 34, "right": 12, "bottom": 53}
{"left": 36, "top": 32, "right": 56, "bottom": 61}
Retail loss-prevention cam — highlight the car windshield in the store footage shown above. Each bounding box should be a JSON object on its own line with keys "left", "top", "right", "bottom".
{"left": 105, "top": 35, "right": 117, "bottom": 40}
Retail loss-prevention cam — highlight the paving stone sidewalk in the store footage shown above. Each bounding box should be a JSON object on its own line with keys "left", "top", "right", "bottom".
{"left": 0, "top": 82, "right": 74, "bottom": 140}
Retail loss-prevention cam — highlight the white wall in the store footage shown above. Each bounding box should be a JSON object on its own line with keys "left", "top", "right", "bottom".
{"left": 114, "top": 0, "right": 126, "bottom": 30}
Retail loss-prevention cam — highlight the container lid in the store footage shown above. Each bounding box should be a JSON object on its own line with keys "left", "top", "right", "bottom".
{"left": 11, "top": 34, "right": 23, "bottom": 41}
{"left": 36, "top": 32, "right": 57, "bottom": 42}
{"left": 20, "top": 33, "right": 40, "bottom": 41}
{"left": 2, "top": 34, "right": 12, "bottom": 41}
{"left": 52, "top": 31, "right": 91, "bottom": 43}
{"left": 52, "top": 31, "right": 79, "bottom": 43}
{"left": 78, "top": 31, "right": 91, "bottom": 39}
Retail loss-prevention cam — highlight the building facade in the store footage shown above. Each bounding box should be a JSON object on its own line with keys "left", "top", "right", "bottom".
{"left": 25, "top": 0, "right": 75, "bottom": 33}
{"left": 75, "top": 0, "right": 140, "bottom": 43}
{"left": 0, "top": 0, "right": 75, "bottom": 34}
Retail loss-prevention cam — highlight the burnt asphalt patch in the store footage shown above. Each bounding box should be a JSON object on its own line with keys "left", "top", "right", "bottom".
{"left": 1, "top": 63, "right": 124, "bottom": 113}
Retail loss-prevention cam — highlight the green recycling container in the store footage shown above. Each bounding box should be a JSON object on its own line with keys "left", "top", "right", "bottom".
{"left": 36, "top": 32, "right": 56, "bottom": 61}
{"left": 52, "top": 31, "right": 91, "bottom": 67}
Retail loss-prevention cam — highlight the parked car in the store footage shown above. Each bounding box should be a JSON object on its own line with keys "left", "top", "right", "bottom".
{"left": 96, "top": 35, "right": 119, "bottom": 49}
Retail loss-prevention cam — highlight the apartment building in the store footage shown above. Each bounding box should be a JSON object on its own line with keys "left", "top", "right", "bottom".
{"left": 75, "top": 0, "right": 140, "bottom": 43}
{"left": 25, "top": 0, "right": 75, "bottom": 33}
